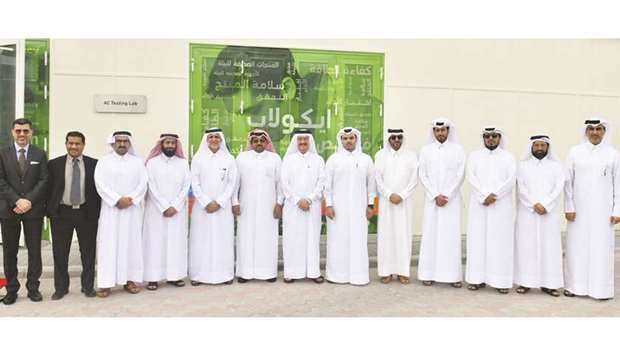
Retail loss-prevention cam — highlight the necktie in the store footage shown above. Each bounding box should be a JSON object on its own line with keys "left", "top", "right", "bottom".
{"left": 18, "top": 149, "right": 26, "bottom": 176}
{"left": 70, "top": 158, "right": 81, "bottom": 205}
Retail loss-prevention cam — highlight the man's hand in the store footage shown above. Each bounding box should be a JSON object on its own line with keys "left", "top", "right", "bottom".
{"left": 13, "top": 207, "right": 25, "bottom": 214}
{"left": 163, "top": 207, "right": 178, "bottom": 218}
{"left": 15, "top": 199, "right": 32, "bottom": 213}
{"left": 435, "top": 195, "right": 448, "bottom": 207}
{"left": 273, "top": 204, "right": 283, "bottom": 219}
{"left": 389, "top": 193, "right": 403, "bottom": 205}
{"left": 366, "top": 207, "right": 374, "bottom": 220}
{"left": 325, "top": 206, "right": 335, "bottom": 220}
{"left": 533, "top": 203, "right": 547, "bottom": 215}
{"left": 483, "top": 193, "right": 497, "bottom": 206}
{"left": 206, "top": 201, "right": 221, "bottom": 213}
{"left": 116, "top": 197, "right": 133, "bottom": 209}
{"left": 565, "top": 212, "right": 576, "bottom": 222}
{"left": 232, "top": 205, "right": 241, "bottom": 217}
{"left": 611, "top": 216, "right": 620, "bottom": 225}
{"left": 297, "top": 198, "right": 311, "bottom": 212}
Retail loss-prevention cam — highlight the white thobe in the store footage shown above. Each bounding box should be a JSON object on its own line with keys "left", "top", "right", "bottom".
{"left": 94, "top": 152, "right": 148, "bottom": 288}
{"left": 189, "top": 149, "right": 238, "bottom": 283}
{"left": 564, "top": 142, "right": 620, "bottom": 299}
{"left": 418, "top": 141, "right": 465, "bottom": 282}
{"left": 281, "top": 152, "right": 325, "bottom": 279}
{"left": 465, "top": 148, "right": 516, "bottom": 288}
{"left": 324, "top": 151, "right": 376, "bottom": 285}
{"left": 514, "top": 156, "right": 564, "bottom": 289}
{"left": 234, "top": 150, "right": 283, "bottom": 280}
{"left": 142, "top": 155, "right": 191, "bottom": 282}
{"left": 375, "top": 148, "right": 418, "bottom": 277}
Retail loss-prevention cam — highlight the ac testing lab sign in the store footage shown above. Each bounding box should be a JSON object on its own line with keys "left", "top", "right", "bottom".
{"left": 94, "top": 95, "right": 147, "bottom": 113}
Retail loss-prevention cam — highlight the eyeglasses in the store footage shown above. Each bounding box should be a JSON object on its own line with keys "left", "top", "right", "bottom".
{"left": 389, "top": 135, "right": 403, "bottom": 140}
{"left": 483, "top": 134, "right": 499, "bottom": 139}
{"left": 14, "top": 129, "right": 31, "bottom": 134}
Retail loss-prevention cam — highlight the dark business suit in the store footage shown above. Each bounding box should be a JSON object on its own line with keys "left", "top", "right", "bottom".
{"left": 47, "top": 154, "right": 100, "bottom": 293}
{"left": 0, "top": 144, "right": 48, "bottom": 294}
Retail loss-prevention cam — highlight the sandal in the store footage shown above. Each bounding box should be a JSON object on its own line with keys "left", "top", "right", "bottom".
{"left": 96, "top": 288, "right": 111, "bottom": 298}
{"left": 398, "top": 276, "right": 410, "bottom": 284}
{"left": 146, "top": 282, "right": 158, "bottom": 291}
{"left": 380, "top": 276, "right": 392, "bottom": 284}
{"left": 167, "top": 280, "right": 185, "bottom": 287}
{"left": 422, "top": 280, "right": 434, "bottom": 286}
{"left": 451, "top": 282, "right": 463, "bottom": 288}
{"left": 516, "top": 286, "right": 530, "bottom": 294}
{"left": 223, "top": 279, "right": 234, "bottom": 285}
{"left": 467, "top": 283, "right": 486, "bottom": 291}
{"left": 313, "top": 276, "right": 325, "bottom": 284}
{"left": 190, "top": 280, "right": 201, "bottom": 286}
{"left": 123, "top": 281, "right": 142, "bottom": 294}
{"left": 541, "top": 287, "right": 560, "bottom": 297}
{"left": 496, "top": 288, "right": 509, "bottom": 294}
{"left": 283, "top": 278, "right": 295, "bottom": 283}
{"left": 563, "top": 289, "right": 575, "bottom": 297}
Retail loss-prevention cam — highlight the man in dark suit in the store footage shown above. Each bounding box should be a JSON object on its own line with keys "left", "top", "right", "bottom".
{"left": 0, "top": 118, "right": 48, "bottom": 305}
{"left": 47, "top": 131, "right": 101, "bottom": 300}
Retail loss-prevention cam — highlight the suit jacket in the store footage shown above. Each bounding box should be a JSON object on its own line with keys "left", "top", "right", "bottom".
{"left": 0, "top": 144, "right": 48, "bottom": 219}
{"left": 46, "top": 154, "right": 101, "bottom": 220}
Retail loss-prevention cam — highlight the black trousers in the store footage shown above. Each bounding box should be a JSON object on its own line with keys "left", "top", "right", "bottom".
{"left": 50, "top": 207, "right": 97, "bottom": 293}
{"left": 1, "top": 216, "right": 43, "bottom": 294}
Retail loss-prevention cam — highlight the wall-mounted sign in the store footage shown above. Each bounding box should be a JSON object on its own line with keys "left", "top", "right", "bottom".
{"left": 94, "top": 95, "right": 147, "bottom": 113}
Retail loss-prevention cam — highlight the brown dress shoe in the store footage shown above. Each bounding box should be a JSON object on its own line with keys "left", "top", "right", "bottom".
{"left": 123, "top": 281, "right": 142, "bottom": 294}
{"left": 380, "top": 276, "right": 392, "bottom": 284}
{"left": 96, "top": 288, "right": 111, "bottom": 298}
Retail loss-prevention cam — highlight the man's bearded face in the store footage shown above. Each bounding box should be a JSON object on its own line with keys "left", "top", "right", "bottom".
{"left": 483, "top": 133, "right": 501, "bottom": 151}
{"left": 161, "top": 138, "right": 177, "bottom": 157}
{"left": 531, "top": 141, "right": 549, "bottom": 160}
{"left": 251, "top": 134, "right": 267, "bottom": 153}
{"left": 341, "top": 133, "right": 357, "bottom": 152}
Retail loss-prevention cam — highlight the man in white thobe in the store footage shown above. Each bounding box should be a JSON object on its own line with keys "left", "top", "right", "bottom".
{"left": 418, "top": 119, "right": 465, "bottom": 288}
{"left": 94, "top": 131, "right": 148, "bottom": 297}
{"left": 514, "top": 135, "right": 565, "bottom": 297}
{"left": 233, "top": 129, "right": 283, "bottom": 283}
{"left": 324, "top": 127, "right": 376, "bottom": 285}
{"left": 142, "top": 133, "right": 191, "bottom": 291}
{"left": 281, "top": 128, "right": 326, "bottom": 284}
{"left": 564, "top": 119, "right": 620, "bottom": 300}
{"left": 375, "top": 128, "right": 418, "bottom": 284}
{"left": 189, "top": 128, "right": 237, "bottom": 285}
{"left": 466, "top": 126, "right": 516, "bottom": 294}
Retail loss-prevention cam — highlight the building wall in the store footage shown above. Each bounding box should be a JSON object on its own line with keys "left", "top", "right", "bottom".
{"left": 49, "top": 39, "right": 620, "bottom": 233}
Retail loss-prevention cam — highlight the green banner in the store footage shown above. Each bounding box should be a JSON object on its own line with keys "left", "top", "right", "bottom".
{"left": 25, "top": 39, "right": 50, "bottom": 240}
{"left": 24, "top": 39, "right": 49, "bottom": 152}
{"left": 189, "top": 44, "right": 384, "bottom": 160}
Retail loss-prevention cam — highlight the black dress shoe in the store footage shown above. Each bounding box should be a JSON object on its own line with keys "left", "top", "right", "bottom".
{"left": 82, "top": 289, "right": 97, "bottom": 298}
{"left": 28, "top": 290, "right": 43, "bottom": 302}
{"left": 2, "top": 293, "right": 18, "bottom": 305}
{"left": 266, "top": 277, "right": 277, "bottom": 283}
{"left": 237, "top": 277, "right": 248, "bottom": 283}
{"left": 51, "top": 290, "right": 68, "bottom": 301}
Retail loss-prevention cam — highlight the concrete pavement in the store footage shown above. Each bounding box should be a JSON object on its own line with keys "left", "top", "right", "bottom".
{"left": 1, "top": 235, "right": 619, "bottom": 316}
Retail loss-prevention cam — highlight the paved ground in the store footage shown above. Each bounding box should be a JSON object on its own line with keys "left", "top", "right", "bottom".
{"left": 1, "top": 235, "right": 619, "bottom": 317}
{"left": 1, "top": 267, "right": 619, "bottom": 317}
